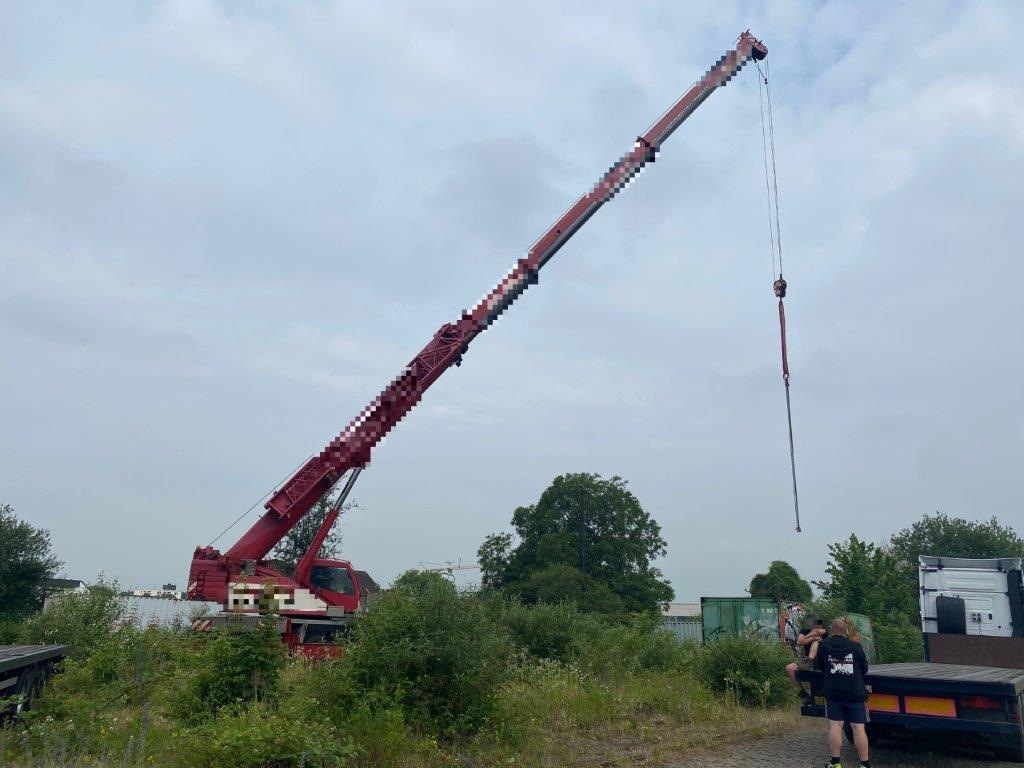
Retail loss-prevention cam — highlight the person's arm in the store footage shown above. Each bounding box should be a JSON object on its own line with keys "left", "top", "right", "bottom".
{"left": 796, "top": 628, "right": 823, "bottom": 647}
{"left": 808, "top": 639, "right": 820, "bottom": 660}
{"left": 858, "top": 643, "right": 868, "bottom": 675}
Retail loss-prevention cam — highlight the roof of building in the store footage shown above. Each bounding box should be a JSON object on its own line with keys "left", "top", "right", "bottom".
{"left": 661, "top": 602, "right": 701, "bottom": 618}
{"left": 42, "top": 578, "right": 85, "bottom": 591}
{"left": 355, "top": 570, "right": 380, "bottom": 595}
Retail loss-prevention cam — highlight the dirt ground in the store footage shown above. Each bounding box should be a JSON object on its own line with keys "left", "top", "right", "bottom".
{"left": 667, "top": 717, "right": 1014, "bottom": 767}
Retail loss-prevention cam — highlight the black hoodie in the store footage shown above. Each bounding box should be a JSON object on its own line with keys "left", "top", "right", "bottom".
{"left": 814, "top": 634, "right": 868, "bottom": 702}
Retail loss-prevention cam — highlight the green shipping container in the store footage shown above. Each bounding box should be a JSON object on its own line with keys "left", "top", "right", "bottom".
{"left": 701, "top": 597, "right": 780, "bottom": 643}
{"left": 845, "top": 612, "right": 878, "bottom": 664}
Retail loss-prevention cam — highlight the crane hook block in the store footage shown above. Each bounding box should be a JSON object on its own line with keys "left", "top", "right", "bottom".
{"left": 773, "top": 276, "right": 787, "bottom": 298}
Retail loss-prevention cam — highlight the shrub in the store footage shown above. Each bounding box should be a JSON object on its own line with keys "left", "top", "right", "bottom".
{"left": 175, "top": 612, "right": 286, "bottom": 721}
{"left": 491, "top": 600, "right": 594, "bottom": 663}
{"left": 18, "top": 578, "right": 122, "bottom": 659}
{"left": 875, "top": 622, "right": 923, "bottom": 663}
{"left": 574, "top": 614, "right": 695, "bottom": 677}
{"left": 177, "top": 702, "right": 356, "bottom": 768}
{"left": 344, "top": 578, "right": 512, "bottom": 735}
{"left": 694, "top": 633, "right": 792, "bottom": 707}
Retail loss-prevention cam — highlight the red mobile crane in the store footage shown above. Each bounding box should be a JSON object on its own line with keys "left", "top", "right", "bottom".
{"left": 189, "top": 31, "right": 768, "bottom": 654}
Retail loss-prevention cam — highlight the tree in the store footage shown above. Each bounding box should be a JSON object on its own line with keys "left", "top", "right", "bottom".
{"left": 890, "top": 512, "right": 1024, "bottom": 566}
{"left": 748, "top": 560, "right": 812, "bottom": 604}
{"left": 0, "top": 504, "right": 62, "bottom": 620}
{"left": 814, "top": 534, "right": 916, "bottom": 624}
{"left": 269, "top": 490, "right": 354, "bottom": 577}
{"left": 477, "top": 473, "right": 673, "bottom": 613}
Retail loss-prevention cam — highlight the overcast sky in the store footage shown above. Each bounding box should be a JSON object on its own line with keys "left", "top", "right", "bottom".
{"left": 2, "top": 1, "right": 1022, "bottom": 599}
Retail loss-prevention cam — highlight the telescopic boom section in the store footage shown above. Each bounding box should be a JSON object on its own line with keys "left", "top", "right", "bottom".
{"left": 222, "top": 32, "right": 767, "bottom": 562}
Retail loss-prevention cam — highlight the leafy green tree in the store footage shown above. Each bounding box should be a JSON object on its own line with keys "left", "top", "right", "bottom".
{"left": 477, "top": 473, "right": 673, "bottom": 613}
{"left": 518, "top": 564, "right": 624, "bottom": 613}
{"left": 270, "top": 490, "right": 354, "bottom": 577}
{"left": 890, "top": 512, "right": 1024, "bottom": 566}
{"left": 391, "top": 569, "right": 457, "bottom": 594}
{"left": 0, "top": 504, "right": 63, "bottom": 619}
{"left": 748, "top": 560, "right": 812, "bottom": 604}
{"left": 814, "top": 534, "right": 916, "bottom": 624}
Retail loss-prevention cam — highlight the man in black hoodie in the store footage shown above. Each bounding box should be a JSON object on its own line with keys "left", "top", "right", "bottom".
{"left": 815, "top": 618, "right": 870, "bottom": 768}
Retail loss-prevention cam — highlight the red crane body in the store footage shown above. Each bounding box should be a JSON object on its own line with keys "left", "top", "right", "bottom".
{"left": 188, "top": 32, "right": 767, "bottom": 651}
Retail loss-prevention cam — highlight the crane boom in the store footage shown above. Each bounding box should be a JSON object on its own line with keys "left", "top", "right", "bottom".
{"left": 195, "top": 30, "right": 767, "bottom": 575}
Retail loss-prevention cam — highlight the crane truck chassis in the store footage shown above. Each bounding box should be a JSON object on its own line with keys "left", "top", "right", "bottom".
{"left": 188, "top": 31, "right": 769, "bottom": 655}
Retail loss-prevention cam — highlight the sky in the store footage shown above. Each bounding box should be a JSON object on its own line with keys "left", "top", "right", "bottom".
{"left": 1, "top": 1, "right": 1022, "bottom": 600}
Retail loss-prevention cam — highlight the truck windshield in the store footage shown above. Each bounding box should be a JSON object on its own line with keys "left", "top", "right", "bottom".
{"left": 309, "top": 566, "right": 355, "bottom": 595}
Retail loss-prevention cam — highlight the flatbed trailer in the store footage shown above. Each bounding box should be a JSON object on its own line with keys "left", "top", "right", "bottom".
{"left": 0, "top": 645, "right": 68, "bottom": 716}
{"left": 797, "top": 662, "right": 1024, "bottom": 761}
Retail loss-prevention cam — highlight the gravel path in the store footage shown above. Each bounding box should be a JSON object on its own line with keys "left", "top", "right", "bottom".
{"left": 669, "top": 718, "right": 1013, "bottom": 767}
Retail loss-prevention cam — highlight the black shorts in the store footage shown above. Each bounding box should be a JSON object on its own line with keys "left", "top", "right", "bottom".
{"left": 826, "top": 699, "right": 867, "bottom": 724}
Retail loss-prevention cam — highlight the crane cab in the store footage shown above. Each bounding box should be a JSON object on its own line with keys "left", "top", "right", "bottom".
{"left": 303, "top": 558, "right": 362, "bottom": 614}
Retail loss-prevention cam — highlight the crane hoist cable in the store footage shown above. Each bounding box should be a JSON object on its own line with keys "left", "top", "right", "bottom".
{"left": 756, "top": 58, "right": 801, "bottom": 533}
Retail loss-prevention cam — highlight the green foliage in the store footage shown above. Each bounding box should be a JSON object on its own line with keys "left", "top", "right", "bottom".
{"left": 177, "top": 702, "right": 356, "bottom": 768}
{"left": 478, "top": 473, "right": 673, "bottom": 613}
{"left": 0, "top": 504, "right": 62, "bottom": 620}
{"left": 176, "top": 612, "right": 286, "bottom": 720}
{"left": 390, "top": 568, "right": 457, "bottom": 594}
{"left": 890, "top": 512, "right": 1024, "bottom": 564}
{"left": 517, "top": 563, "right": 624, "bottom": 613}
{"left": 814, "top": 534, "right": 917, "bottom": 624}
{"left": 269, "top": 490, "right": 353, "bottom": 577}
{"left": 344, "top": 575, "right": 512, "bottom": 735}
{"left": 492, "top": 600, "right": 692, "bottom": 677}
{"left": 694, "top": 633, "right": 792, "bottom": 707}
{"left": 748, "top": 560, "right": 812, "bottom": 604}
{"left": 18, "top": 578, "right": 123, "bottom": 659}
{"left": 492, "top": 599, "right": 593, "bottom": 663}
{"left": 875, "top": 622, "right": 923, "bottom": 663}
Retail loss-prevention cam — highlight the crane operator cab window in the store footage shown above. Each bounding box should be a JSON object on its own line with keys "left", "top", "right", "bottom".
{"left": 309, "top": 565, "right": 355, "bottom": 595}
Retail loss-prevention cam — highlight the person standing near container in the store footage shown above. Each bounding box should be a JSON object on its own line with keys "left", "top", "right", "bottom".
{"left": 816, "top": 617, "right": 870, "bottom": 768}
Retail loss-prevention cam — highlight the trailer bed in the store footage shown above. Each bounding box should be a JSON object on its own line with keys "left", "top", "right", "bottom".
{"left": 0, "top": 645, "right": 68, "bottom": 676}
{"left": 0, "top": 645, "right": 68, "bottom": 716}
{"left": 867, "top": 662, "right": 1024, "bottom": 694}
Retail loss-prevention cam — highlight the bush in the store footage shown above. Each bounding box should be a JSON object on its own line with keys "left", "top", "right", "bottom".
{"left": 875, "top": 622, "right": 923, "bottom": 663}
{"left": 344, "top": 577, "right": 512, "bottom": 735}
{"left": 491, "top": 600, "right": 595, "bottom": 663}
{"left": 492, "top": 599, "right": 693, "bottom": 676}
{"left": 574, "top": 614, "right": 694, "bottom": 677}
{"left": 177, "top": 702, "right": 356, "bottom": 768}
{"left": 694, "top": 633, "right": 792, "bottom": 707}
{"left": 175, "top": 612, "right": 286, "bottom": 721}
{"left": 18, "top": 579, "right": 122, "bottom": 659}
